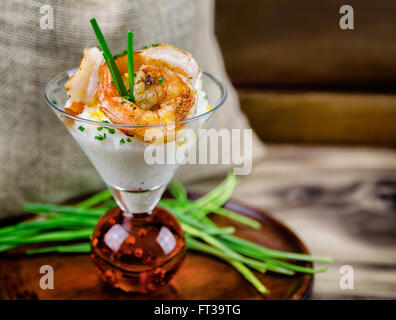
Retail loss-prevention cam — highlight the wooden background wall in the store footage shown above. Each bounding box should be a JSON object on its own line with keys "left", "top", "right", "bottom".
{"left": 214, "top": 0, "right": 396, "bottom": 146}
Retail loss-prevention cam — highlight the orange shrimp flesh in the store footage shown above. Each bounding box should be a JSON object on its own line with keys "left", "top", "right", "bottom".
{"left": 97, "top": 46, "right": 197, "bottom": 141}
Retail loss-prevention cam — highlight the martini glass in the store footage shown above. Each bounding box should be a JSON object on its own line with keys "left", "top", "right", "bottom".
{"left": 45, "top": 70, "right": 227, "bottom": 293}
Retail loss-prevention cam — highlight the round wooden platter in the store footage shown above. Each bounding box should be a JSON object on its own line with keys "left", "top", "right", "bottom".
{"left": 0, "top": 194, "right": 313, "bottom": 300}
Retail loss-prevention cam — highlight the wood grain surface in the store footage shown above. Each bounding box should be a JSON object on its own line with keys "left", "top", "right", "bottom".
{"left": 239, "top": 90, "right": 396, "bottom": 146}
{"left": 215, "top": 0, "right": 396, "bottom": 89}
{"left": 0, "top": 196, "right": 313, "bottom": 300}
{"left": 215, "top": 1, "right": 396, "bottom": 147}
{"left": 1, "top": 144, "right": 395, "bottom": 299}
{"left": 187, "top": 144, "right": 396, "bottom": 299}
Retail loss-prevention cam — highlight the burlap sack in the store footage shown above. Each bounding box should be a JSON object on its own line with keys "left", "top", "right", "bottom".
{"left": 0, "top": 0, "right": 265, "bottom": 218}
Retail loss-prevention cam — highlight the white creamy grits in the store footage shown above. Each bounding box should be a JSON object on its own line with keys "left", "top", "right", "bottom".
{"left": 66, "top": 72, "right": 211, "bottom": 192}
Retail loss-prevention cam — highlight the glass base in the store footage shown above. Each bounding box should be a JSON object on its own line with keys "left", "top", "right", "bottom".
{"left": 90, "top": 206, "right": 186, "bottom": 293}
{"left": 110, "top": 185, "right": 167, "bottom": 214}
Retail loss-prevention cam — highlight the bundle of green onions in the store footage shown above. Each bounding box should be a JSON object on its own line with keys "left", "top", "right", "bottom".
{"left": 0, "top": 173, "right": 331, "bottom": 294}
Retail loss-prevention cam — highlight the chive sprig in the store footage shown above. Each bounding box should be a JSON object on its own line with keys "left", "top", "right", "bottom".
{"left": 90, "top": 18, "right": 129, "bottom": 98}
{"left": 0, "top": 173, "right": 332, "bottom": 295}
{"left": 127, "top": 31, "right": 135, "bottom": 100}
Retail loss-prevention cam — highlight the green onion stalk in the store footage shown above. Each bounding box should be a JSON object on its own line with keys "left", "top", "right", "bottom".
{"left": 0, "top": 172, "right": 332, "bottom": 295}
{"left": 127, "top": 31, "right": 135, "bottom": 101}
{"left": 90, "top": 18, "right": 134, "bottom": 100}
{"left": 0, "top": 19, "right": 334, "bottom": 294}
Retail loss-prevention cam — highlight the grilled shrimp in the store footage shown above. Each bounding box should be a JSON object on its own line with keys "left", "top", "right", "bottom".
{"left": 64, "top": 47, "right": 104, "bottom": 115}
{"left": 97, "top": 44, "right": 199, "bottom": 140}
{"left": 64, "top": 44, "right": 199, "bottom": 141}
{"left": 134, "top": 44, "right": 199, "bottom": 85}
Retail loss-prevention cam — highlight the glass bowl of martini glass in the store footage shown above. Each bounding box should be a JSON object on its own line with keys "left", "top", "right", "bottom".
{"left": 45, "top": 69, "right": 227, "bottom": 293}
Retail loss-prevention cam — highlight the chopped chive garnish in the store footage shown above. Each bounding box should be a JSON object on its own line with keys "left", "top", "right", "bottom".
{"left": 94, "top": 133, "right": 106, "bottom": 141}
{"left": 98, "top": 126, "right": 115, "bottom": 134}
{"left": 102, "top": 120, "right": 110, "bottom": 124}
{"left": 129, "top": 114, "right": 134, "bottom": 117}
{"left": 127, "top": 138, "right": 132, "bottom": 143}
{"left": 78, "top": 126, "right": 85, "bottom": 132}
{"left": 158, "top": 76, "right": 164, "bottom": 86}
{"left": 51, "top": 100, "right": 57, "bottom": 105}
{"left": 152, "top": 43, "right": 160, "bottom": 47}
{"left": 113, "top": 49, "right": 127, "bottom": 59}
{"left": 120, "top": 138, "right": 125, "bottom": 145}
{"left": 90, "top": 18, "right": 128, "bottom": 97}
{"left": 128, "top": 31, "right": 135, "bottom": 101}
{"left": 120, "top": 101, "right": 125, "bottom": 104}
{"left": 141, "top": 45, "right": 148, "bottom": 49}
{"left": 123, "top": 95, "right": 135, "bottom": 102}
{"left": 97, "top": 45, "right": 103, "bottom": 51}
